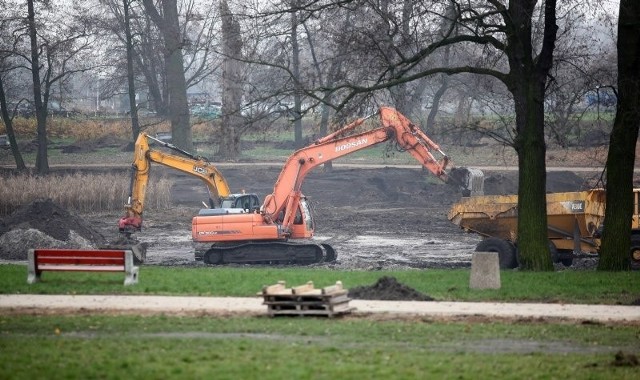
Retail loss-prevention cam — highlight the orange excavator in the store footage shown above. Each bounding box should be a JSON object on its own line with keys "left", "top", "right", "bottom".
{"left": 192, "top": 106, "right": 483, "bottom": 265}
{"left": 118, "top": 133, "right": 260, "bottom": 236}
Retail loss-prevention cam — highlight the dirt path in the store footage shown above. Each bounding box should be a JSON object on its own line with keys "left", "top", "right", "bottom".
{"left": 2, "top": 294, "right": 639, "bottom": 325}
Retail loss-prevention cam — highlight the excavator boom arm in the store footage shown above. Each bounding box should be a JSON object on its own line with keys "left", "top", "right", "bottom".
{"left": 120, "top": 133, "right": 231, "bottom": 232}
{"left": 261, "top": 107, "right": 451, "bottom": 226}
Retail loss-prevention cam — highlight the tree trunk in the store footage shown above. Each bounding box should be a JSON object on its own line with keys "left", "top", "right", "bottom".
{"left": 0, "top": 77, "right": 26, "bottom": 171}
{"left": 598, "top": 0, "right": 640, "bottom": 271}
{"left": 27, "top": 0, "right": 48, "bottom": 174}
{"left": 426, "top": 74, "right": 450, "bottom": 133}
{"left": 123, "top": 0, "right": 140, "bottom": 141}
{"left": 290, "top": 1, "right": 303, "bottom": 148}
{"left": 219, "top": 53, "right": 242, "bottom": 159}
{"left": 319, "top": 91, "right": 333, "bottom": 171}
{"left": 142, "top": 0, "right": 191, "bottom": 151}
{"left": 314, "top": 12, "right": 351, "bottom": 171}
{"left": 505, "top": 0, "right": 557, "bottom": 271}
{"left": 218, "top": 0, "right": 243, "bottom": 160}
{"left": 512, "top": 84, "right": 553, "bottom": 270}
{"left": 162, "top": 0, "right": 191, "bottom": 151}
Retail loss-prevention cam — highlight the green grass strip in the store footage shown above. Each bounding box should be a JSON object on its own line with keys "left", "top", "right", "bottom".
{"left": 1, "top": 315, "right": 638, "bottom": 379}
{"left": 1, "top": 264, "right": 638, "bottom": 304}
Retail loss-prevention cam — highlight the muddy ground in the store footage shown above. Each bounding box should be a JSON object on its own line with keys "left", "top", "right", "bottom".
{"left": 1, "top": 165, "right": 590, "bottom": 269}
{"left": 0, "top": 164, "right": 605, "bottom": 303}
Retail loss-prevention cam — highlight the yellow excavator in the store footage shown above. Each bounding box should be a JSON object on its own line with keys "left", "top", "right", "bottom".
{"left": 118, "top": 133, "right": 260, "bottom": 236}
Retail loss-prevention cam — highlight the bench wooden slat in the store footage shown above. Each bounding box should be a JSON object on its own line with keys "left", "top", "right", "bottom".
{"left": 35, "top": 257, "right": 125, "bottom": 266}
{"left": 37, "top": 265, "right": 126, "bottom": 272}
{"left": 34, "top": 249, "right": 127, "bottom": 258}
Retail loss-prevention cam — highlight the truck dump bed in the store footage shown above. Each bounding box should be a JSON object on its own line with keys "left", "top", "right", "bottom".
{"left": 448, "top": 190, "right": 607, "bottom": 254}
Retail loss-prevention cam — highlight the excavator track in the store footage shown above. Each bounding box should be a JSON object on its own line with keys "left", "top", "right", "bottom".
{"left": 201, "top": 242, "right": 337, "bottom": 265}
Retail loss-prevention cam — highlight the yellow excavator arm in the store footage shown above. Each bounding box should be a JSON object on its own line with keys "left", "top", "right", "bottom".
{"left": 118, "top": 133, "right": 232, "bottom": 234}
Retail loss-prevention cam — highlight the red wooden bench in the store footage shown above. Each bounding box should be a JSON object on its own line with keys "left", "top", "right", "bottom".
{"left": 27, "top": 249, "right": 139, "bottom": 285}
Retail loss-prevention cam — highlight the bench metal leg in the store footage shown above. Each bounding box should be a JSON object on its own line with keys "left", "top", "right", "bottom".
{"left": 27, "top": 249, "right": 41, "bottom": 284}
{"left": 124, "top": 250, "right": 139, "bottom": 285}
{"left": 124, "top": 266, "right": 139, "bottom": 286}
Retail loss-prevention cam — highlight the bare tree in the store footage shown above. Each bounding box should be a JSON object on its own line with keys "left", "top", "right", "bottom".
{"left": 122, "top": 0, "right": 141, "bottom": 140}
{"left": 303, "top": 7, "right": 354, "bottom": 170}
{"left": 543, "top": 10, "right": 616, "bottom": 149}
{"left": 218, "top": 0, "right": 243, "bottom": 160}
{"left": 0, "top": 8, "right": 26, "bottom": 170}
{"left": 290, "top": 0, "right": 303, "bottom": 148}
{"left": 142, "top": 0, "right": 192, "bottom": 150}
{"left": 27, "top": 0, "right": 48, "bottom": 173}
{"left": 0, "top": 73, "right": 27, "bottom": 171}
{"left": 269, "top": 0, "right": 564, "bottom": 270}
{"left": 99, "top": 0, "right": 142, "bottom": 140}
{"left": 599, "top": 0, "right": 640, "bottom": 270}
{"left": 21, "top": 1, "right": 97, "bottom": 173}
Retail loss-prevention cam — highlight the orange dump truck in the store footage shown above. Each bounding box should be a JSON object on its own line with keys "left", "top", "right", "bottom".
{"left": 448, "top": 189, "right": 640, "bottom": 269}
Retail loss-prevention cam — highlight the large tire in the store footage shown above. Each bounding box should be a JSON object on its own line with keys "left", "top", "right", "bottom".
{"left": 549, "top": 242, "right": 573, "bottom": 267}
{"left": 475, "top": 238, "right": 518, "bottom": 269}
{"left": 630, "top": 235, "right": 640, "bottom": 270}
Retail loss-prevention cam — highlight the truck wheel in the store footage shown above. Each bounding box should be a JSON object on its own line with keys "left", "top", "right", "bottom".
{"left": 560, "top": 257, "right": 574, "bottom": 267}
{"left": 475, "top": 238, "right": 518, "bottom": 269}
{"left": 630, "top": 235, "right": 640, "bottom": 270}
{"left": 550, "top": 242, "right": 573, "bottom": 267}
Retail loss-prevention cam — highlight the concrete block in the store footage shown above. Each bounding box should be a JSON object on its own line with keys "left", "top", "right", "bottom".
{"left": 470, "top": 251, "right": 501, "bottom": 289}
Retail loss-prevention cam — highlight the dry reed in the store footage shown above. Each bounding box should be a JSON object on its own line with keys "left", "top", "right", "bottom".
{"left": 0, "top": 173, "right": 173, "bottom": 216}
{"left": 1, "top": 117, "right": 174, "bottom": 140}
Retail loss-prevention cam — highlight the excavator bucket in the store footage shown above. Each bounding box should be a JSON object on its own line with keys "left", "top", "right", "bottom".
{"left": 448, "top": 167, "right": 485, "bottom": 196}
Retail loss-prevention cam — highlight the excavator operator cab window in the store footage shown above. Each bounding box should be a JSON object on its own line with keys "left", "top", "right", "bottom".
{"left": 233, "top": 194, "right": 260, "bottom": 212}
{"left": 220, "top": 198, "right": 235, "bottom": 208}
{"left": 298, "top": 199, "right": 313, "bottom": 230}
{"left": 294, "top": 208, "right": 303, "bottom": 224}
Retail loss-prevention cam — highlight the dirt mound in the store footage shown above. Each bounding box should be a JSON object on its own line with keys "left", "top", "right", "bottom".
{"left": 546, "top": 171, "right": 590, "bottom": 193}
{"left": 348, "top": 276, "right": 434, "bottom": 301}
{"left": 94, "top": 135, "right": 128, "bottom": 148}
{"left": 483, "top": 171, "right": 588, "bottom": 196}
{"left": 60, "top": 136, "right": 129, "bottom": 154}
{"left": 0, "top": 199, "right": 106, "bottom": 260}
{"left": 484, "top": 173, "right": 518, "bottom": 195}
{"left": 60, "top": 143, "right": 96, "bottom": 154}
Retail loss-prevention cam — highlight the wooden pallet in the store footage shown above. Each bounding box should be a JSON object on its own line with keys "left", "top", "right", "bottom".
{"left": 259, "top": 281, "right": 355, "bottom": 317}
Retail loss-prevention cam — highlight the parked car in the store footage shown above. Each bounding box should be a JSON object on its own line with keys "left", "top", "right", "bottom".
{"left": 0, "top": 134, "right": 10, "bottom": 149}
{"left": 155, "top": 132, "right": 172, "bottom": 143}
{"left": 585, "top": 89, "right": 617, "bottom": 108}
{"left": 190, "top": 104, "right": 221, "bottom": 119}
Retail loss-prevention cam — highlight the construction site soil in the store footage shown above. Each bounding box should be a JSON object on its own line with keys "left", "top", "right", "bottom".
{"left": 0, "top": 163, "right": 602, "bottom": 300}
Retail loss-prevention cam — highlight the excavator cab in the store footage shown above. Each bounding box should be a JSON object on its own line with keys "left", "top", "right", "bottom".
{"left": 289, "top": 198, "right": 314, "bottom": 239}
{"left": 198, "top": 193, "right": 261, "bottom": 216}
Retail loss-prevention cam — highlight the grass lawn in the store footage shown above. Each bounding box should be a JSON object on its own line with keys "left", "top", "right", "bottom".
{"left": 1, "top": 314, "right": 639, "bottom": 379}
{"left": 1, "top": 264, "right": 639, "bottom": 379}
